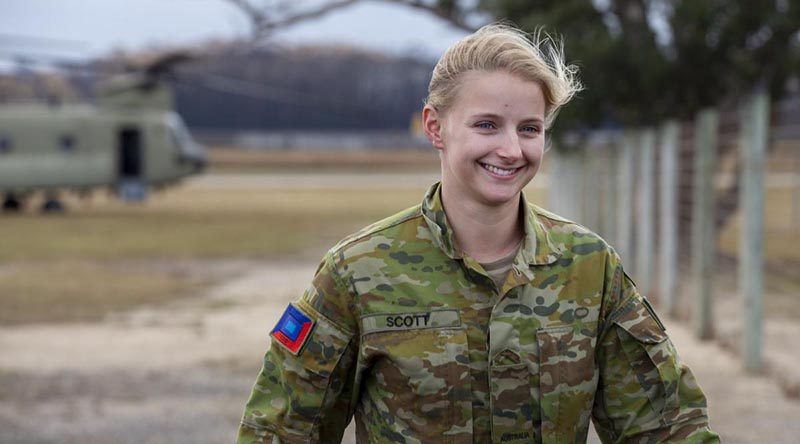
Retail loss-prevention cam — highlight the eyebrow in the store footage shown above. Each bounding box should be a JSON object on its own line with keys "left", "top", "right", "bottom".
{"left": 469, "top": 113, "right": 544, "bottom": 124}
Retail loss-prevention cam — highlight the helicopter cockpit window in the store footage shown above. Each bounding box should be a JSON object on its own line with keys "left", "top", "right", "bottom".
{"left": 0, "top": 136, "right": 11, "bottom": 154}
{"left": 170, "top": 119, "right": 191, "bottom": 148}
{"left": 59, "top": 135, "right": 76, "bottom": 153}
{"left": 167, "top": 116, "right": 194, "bottom": 163}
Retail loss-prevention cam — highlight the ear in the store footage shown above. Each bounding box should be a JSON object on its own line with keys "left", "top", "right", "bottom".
{"left": 422, "top": 105, "right": 445, "bottom": 151}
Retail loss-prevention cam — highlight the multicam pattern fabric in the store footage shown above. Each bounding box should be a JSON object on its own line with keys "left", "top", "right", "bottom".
{"left": 237, "top": 182, "right": 720, "bottom": 444}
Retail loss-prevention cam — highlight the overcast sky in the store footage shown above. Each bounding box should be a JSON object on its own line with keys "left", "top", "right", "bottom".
{"left": 0, "top": 0, "right": 471, "bottom": 67}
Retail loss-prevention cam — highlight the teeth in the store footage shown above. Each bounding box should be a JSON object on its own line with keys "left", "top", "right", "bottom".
{"left": 482, "top": 163, "right": 517, "bottom": 176}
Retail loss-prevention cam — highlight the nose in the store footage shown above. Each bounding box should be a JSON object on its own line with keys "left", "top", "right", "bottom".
{"left": 496, "top": 129, "right": 524, "bottom": 161}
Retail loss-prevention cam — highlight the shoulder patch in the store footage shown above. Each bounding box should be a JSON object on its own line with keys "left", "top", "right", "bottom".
{"left": 271, "top": 304, "right": 315, "bottom": 355}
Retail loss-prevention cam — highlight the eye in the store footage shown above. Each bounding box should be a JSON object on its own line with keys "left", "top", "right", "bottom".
{"left": 520, "top": 125, "right": 542, "bottom": 135}
{"left": 476, "top": 121, "right": 496, "bottom": 130}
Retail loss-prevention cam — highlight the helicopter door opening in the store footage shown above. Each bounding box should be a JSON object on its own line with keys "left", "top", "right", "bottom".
{"left": 117, "top": 127, "right": 147, "bottom": 201}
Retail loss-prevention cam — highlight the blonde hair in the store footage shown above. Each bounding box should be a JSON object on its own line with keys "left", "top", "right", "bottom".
{"left": 426, "top": 23, "right": 582, "bottom": 128}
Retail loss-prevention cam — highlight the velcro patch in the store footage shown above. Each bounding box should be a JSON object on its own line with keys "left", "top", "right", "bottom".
{"left": 271, "top": 304, "right": 314, "bottom": 355}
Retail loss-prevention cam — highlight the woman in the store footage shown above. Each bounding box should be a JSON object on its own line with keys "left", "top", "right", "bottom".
{"left": 237, "top": 23, "right": 719, "bottom": 444}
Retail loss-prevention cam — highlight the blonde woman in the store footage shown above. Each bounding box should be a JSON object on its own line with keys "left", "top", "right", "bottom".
{"left": 237, "top": 23, "right": 719, "bottom": 444}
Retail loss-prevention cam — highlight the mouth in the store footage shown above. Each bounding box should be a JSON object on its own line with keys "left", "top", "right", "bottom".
{"left": 480, "top": 162, "right": 522, "bottom": 178}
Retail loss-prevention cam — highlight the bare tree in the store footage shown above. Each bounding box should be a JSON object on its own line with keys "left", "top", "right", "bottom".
{"left": 224, "top": 0, "right": 479, "bottom": 41}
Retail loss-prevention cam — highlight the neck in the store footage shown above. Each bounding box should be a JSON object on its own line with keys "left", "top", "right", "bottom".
{"left": 440, "top": 184, "right": 524, "bottom": 264}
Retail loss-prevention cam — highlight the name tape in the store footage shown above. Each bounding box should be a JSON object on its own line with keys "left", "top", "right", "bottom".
{"left": 361, "top": 309, "right": 460, "bottom": 334}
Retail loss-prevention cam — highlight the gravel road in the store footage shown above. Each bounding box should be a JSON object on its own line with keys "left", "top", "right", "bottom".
{"left": 1, "top": 261, "right": 798, "bottom": 443}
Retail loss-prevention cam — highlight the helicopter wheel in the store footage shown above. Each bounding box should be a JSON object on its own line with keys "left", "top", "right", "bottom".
{"left": 2, "top": 194, "right": 23, "bottom": 212}
{"left": 41, "top": 196, "right": 65, "bottom": 214}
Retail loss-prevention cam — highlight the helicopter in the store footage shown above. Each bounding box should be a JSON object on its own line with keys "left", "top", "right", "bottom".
{"left": 0, "top": 51, "right": 207, "bottom": 213}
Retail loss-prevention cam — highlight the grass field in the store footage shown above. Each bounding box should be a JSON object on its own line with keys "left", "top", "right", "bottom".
{"left": 0, "top": 261, "right": 211, "bottom": 325}
{"left": 718, "top": 188, "right": 800, "bottom": 261}
{"left": 0, "top": 187, "right": 428, "bottom": 261}
{"left": 207, "top": 147, "right": 441, "bottom": 173}
{"left": 0, "top": 181, "right": 437, "bottom": 324}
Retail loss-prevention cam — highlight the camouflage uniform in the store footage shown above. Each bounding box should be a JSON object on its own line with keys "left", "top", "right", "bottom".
{"left": 237, "top": 182, "right": 719, "bottom": 444}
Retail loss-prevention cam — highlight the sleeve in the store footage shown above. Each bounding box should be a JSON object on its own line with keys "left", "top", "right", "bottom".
{"left": 236, "top": 252, "right": 359, "bottom": 444}
{"left": 592, "top": 256, "right": 720, "bottom": 444}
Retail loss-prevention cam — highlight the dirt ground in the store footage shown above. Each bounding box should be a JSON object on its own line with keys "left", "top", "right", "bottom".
{"left": 2, "top": 261, "right": 800, "bottom": 444}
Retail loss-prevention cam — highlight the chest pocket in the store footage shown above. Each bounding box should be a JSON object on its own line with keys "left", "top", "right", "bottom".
{"left": 359, "top": 309, "right": 472, "bottom": 444}
{"left": 490, "top": 326, "right": 597, "bottom": 444}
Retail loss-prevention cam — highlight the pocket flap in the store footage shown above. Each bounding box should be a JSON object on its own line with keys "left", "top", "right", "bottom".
{"left": 491, "top": 348, "right": 522, "bottom": 366}
{"left": 613, "top": 298, "right": 668, "bottom": 344}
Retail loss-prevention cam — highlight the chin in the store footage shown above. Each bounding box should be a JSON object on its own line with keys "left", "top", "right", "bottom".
{"left": 476, "top": 187, "right": 524, "bottom": 207}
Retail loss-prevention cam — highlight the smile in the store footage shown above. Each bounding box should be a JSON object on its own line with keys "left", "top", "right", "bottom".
{"left": 480, "top": 163, "right": 521, "bottom": 177}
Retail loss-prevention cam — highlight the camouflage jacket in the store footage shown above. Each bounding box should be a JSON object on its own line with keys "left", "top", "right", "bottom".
{"left": 237, "top": 183, "right": 720, "bottom": 444}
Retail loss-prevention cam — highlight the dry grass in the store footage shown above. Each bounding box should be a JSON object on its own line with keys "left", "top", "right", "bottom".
{"left": 0, "top": 187, "right": 427, "bottom": 261}
{"left": 0, "top": 182, "right": 431, "bottom": 325}
{"left": 0, "top": 261, "right": 210, "bottom": 325}
{"left": 718, "top": 188, "right": 800, "bottom": 261}
{"left": 208, "top": 147, "right": 440, "bottom": 172}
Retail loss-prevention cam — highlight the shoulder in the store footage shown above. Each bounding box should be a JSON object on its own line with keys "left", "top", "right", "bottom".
{"left": 528, "top": 203, "right": 617, "bottom": 257}
{"left": 327, "top": 203, "right": 426, "bottom": 259}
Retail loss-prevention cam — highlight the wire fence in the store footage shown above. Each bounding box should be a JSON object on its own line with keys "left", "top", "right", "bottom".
{"left": 547, "top": 91, "right": 800, "bottom": 372}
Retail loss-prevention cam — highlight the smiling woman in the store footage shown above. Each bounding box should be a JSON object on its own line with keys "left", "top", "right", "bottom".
{"left": 423, "top": 71, "right": 547, "bottom": 267}
{"left": 236, "top": 23, "right": 720, "bottom": 444}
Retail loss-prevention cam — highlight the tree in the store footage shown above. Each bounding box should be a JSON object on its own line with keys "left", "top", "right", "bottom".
{"left": 482, "top": 0, "right": 800, "bottom": 129}
{"left": 225, "top": 0, "right": 480, "bottom": 39}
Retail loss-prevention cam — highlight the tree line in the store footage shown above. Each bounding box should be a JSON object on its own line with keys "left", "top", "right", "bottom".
{"left": 172, "top": 45, "right": 434, "bottom": 131}
{"left": 2, "top": 0, "right": 798, "bottom": 135}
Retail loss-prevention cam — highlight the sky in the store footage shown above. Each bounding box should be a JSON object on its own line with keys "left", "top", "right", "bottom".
{"left": 0, "top": 0, "right": 471, "bottom": 69}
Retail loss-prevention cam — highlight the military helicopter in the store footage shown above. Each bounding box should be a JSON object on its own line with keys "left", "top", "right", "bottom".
{"left": 0, "top": 51, "right": 207, "bottom": 212}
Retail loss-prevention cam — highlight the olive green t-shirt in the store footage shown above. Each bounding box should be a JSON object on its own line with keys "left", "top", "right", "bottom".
{"left": 481, "top": 244, "right": 520, "bottom": 289}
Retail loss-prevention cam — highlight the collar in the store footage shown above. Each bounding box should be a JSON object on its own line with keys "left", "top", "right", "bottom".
{"left": 420, "top": 182, "right": 562, "bottom": 270}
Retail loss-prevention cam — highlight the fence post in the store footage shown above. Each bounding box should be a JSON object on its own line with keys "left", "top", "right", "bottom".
{"left": 579, "top": 147, "right": 591, "bottom": 223}
{"left": 740, "top": 92, "right": 768, "bottom": 372}
{"left": 617, "top": 133, "right": 636, "bottom": 266}
{"left": 659, "top": 121, "right": 680, "bottom": 317}
{"left": 604, "top": 140, "right": 618, "bottom": 246}
{"left": 565, "top": 148, "right": 581, "bottom": 221}
{"left": 636, "top": 129, "right": 656, "bottom": 296}
{"left": 590, "top": 146, "right": 605, "bottom": 232}
{"left": 547, "top": 148, "right": 565, "bottom": 215}
{"left": 550, "top": 148, "right": 583, "bottom": 221}
{"left": 693, "top": 109, "right": 718, "bottom": 340}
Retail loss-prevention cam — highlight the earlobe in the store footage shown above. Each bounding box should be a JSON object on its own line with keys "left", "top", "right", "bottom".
{"left": 422, "top": 105, "right": 445, "bottom": 150}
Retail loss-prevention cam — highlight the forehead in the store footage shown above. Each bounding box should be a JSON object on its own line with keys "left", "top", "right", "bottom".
{"left": 449, "top": 70, "right": 545, "bottom": 116}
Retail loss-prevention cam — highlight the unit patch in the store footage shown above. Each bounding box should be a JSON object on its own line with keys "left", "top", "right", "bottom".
{"left": 271, "top": 304, "right": 314, "bottom": 355}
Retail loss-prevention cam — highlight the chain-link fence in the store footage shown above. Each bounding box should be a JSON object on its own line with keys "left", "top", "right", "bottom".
{"left": 547, "top": 92, "right": 800, "bottom": 372}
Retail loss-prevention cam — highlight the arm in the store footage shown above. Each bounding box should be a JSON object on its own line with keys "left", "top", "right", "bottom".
{"left": 237, "top": 253, "right": 358, "bottom": 444}
{"left": 592, "top": 259, "right": 720, "bottom": 443}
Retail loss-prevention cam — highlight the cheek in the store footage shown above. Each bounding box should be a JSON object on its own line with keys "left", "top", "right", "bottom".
{"left": 524, "top": 140, "right": 545, "bottom": 162}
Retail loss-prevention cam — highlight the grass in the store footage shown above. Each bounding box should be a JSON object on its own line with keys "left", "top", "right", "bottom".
{"left": 0, "top": 261, "right": 210, "bottom": 325}
{"left": 717, "top": 188, "right": 800, "bottom": 261}
{"left": 0, "top": 182, "right": 434, "bottom": 325}
{"left": 207, "top": 147, "right": 441, "bottom": 173}
{"left": 0, "top": 187, "right": 428, "bottom": 261}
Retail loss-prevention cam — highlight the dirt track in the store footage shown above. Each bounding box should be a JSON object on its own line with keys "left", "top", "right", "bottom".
{"left": 2, "top": 261, "right": 799, "bottom": 443}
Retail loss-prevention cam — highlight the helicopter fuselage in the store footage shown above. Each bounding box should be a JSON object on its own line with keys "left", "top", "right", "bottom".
{"left": 0, "top": 103, "right": 206, "bottom": 205}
